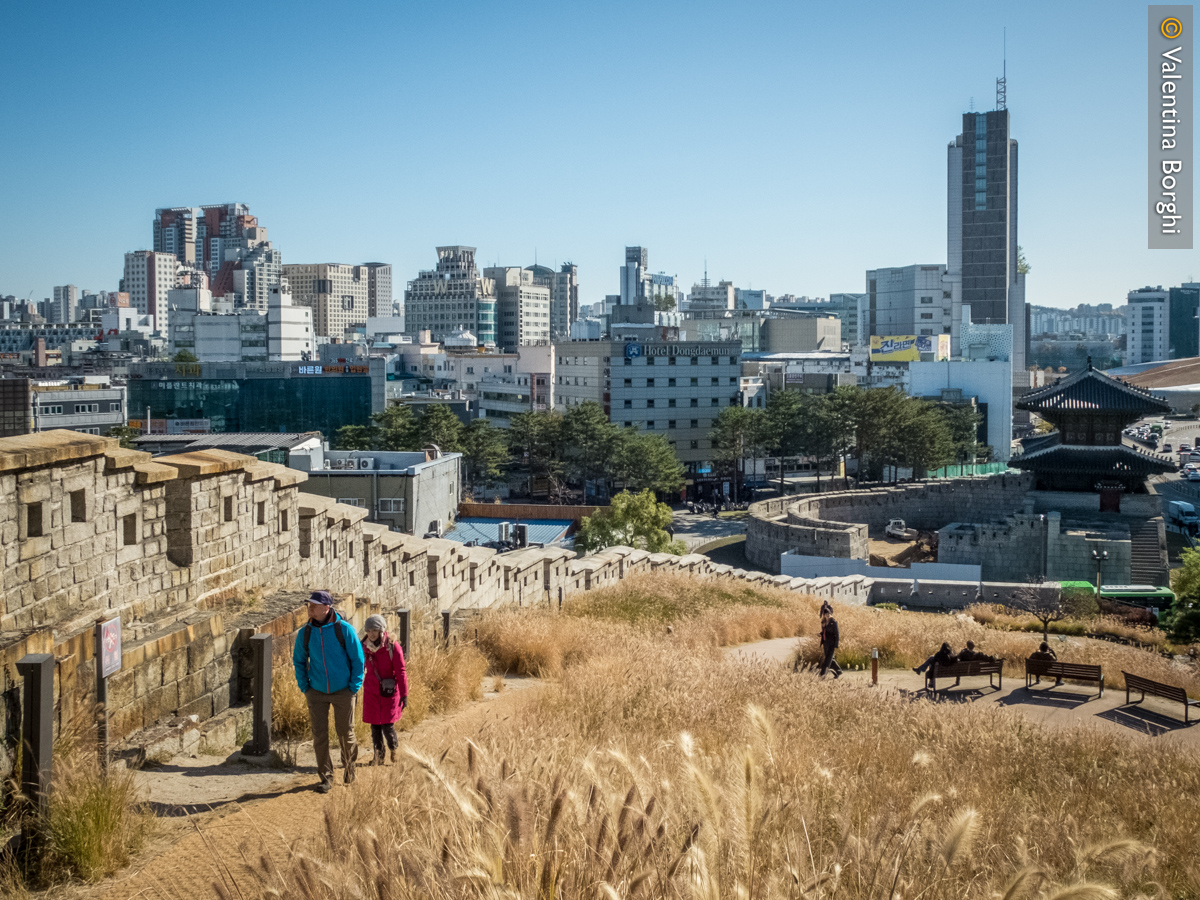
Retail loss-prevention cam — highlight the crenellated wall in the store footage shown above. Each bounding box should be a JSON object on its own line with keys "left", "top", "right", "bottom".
{"left": 745, "top": 474, "right": 1035, "bottom": 572}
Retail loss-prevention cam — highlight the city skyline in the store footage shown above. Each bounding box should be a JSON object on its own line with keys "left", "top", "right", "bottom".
{"left": 1, "top": 0, "right": 1197, "bottom": 312}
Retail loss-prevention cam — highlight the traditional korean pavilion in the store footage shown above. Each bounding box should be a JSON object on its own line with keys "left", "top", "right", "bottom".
{"left": 1013, "top": 363, "right": 1175, "bottom": 494}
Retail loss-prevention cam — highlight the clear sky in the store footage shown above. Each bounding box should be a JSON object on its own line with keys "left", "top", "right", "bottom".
{"left": 0, "top": 0, "right": 1196, "bottom": 311}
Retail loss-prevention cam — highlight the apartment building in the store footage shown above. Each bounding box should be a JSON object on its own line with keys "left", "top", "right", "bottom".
{"left": 363, "top": 263, "right": 393, "bottom": 318}
{"left": 864, "top": 264, "right": 960, "bottom": 353}
{"left": 123, "top": 250, "right": 181, "bottom": 329}
{"left": 1126, "top": 286, "right": 1170, "bottom": 365}
{"left": 0, "top": 377, "right": 127, "bottom": 437}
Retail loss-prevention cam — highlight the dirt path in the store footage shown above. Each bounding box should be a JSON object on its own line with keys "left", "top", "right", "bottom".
{"left": 724, "top": 638, "right": 1200, "bottom": 747}
{"left": 96, "top": 680, "right": 541, "bottom": 900}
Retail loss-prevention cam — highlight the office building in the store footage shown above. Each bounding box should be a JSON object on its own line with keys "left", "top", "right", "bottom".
{"left": 761, "top": 316, "right": 841, "bottom": 353}
{"left": 685, "top": 277, "right": 736, "bottom": 312}
{"left": 123, "top": 250, "right": 181, "bottom": 329}
{"left": 282, "top": 263, "right": 370, "bottom": 339}
{"left": 168, "top": 284, "right": 313, "bottom": 363}
{"left": 217, "top": 236, "right": 283, "bottom": 312}
{"left": 864, "top": 265, "right": 958, "bottom": 345}
{"left": 1169, "top": 283, "right": 1200, "bottom": 360}
{"left": 1126, "top": 287, "right": 1170, "bottom": 364}
{"left": 0, "top": 376, "right": 126, "bottom": 437}
{"left": 404, "top": 246, "right": 497, "bottom": 346}
{"left": 735, "top": 289, "right": 770, "bottom": 310}
{"left": 554, "top": 337, "right": 742, "bottom": 480}
{"left": 620, "top": 246, "right": 650, "bottom": 306}
{"left": 48, "top": 285, "right": 79, "bottom": 324}
{"left": 948, "top": 109, "right": 1025, "bottom": 372}
{"left": 127, "top": 357, "right": 386, "bottom": 437}
{"left": 363, "top": 263, "right": 393, "bottom": 318}
{"left": 527, "top": 262, "right": 580, "bottom": 339}
{"left": 484, "top": 266, "right": 551, "bottom": 351}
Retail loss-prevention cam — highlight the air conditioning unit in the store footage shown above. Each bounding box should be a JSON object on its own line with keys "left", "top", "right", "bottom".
{"left": 432, "top": 519, "right": 444, "bottom": 537}
{"left": 322, "top": 460, "right": 331, "bottom": 469}
{"left": 358, "top": 458, "right": 373, "bottom": 470}
{"left": 498, "top": 521, "right": 511, "bottom": 543}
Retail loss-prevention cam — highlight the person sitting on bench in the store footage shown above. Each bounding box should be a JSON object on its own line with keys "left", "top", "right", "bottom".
{"left": 956, "top": 641, "right": 996, "bottom": 663}
{"left": 913, "top": 642, "right": 957, "bottom": 676}
{"left": 1028, "top": 642, "right": 1060, "bottom": 685}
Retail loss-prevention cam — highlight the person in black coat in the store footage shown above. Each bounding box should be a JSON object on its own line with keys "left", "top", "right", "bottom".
{"left": 913, "top": 642, "right": 957, "bottom": 675}
{"left": 818, "top": 610, "right": 842, "bottom": 679}
{"left": 956, "top": 640, "right": 996, "bottom": 663}
{"left": 1028, "top": 641, "right": 1059, "bottom": 685}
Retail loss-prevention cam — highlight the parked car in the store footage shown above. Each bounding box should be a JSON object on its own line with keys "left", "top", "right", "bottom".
{"left": 1182, "top": 443, "right": 1192, "bottom": 452}
{"left": 1188, "top": 470, "right": 1200, "bottom": 482}
{"left": 1164, "top": 443, "right": 1173, "bottom": 452}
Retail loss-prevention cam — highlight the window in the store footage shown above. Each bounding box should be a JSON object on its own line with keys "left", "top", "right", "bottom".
{"left": 624, "top": 378, "right": 632, "bottom": 386}
{"left": 711, "top": 377, "right": 719, "bottom": 385}
{"left": 691, "top": 440, "right": 699, "bottom": 449}
{"left": 647, "top": 399, "right": 655, "bottom": 408}
{"left": 625, "top": 421, "right": 633, "bottom": 427}
{"left": 26, "top": 502, "right": 44, "bottom": 538}
{"left": 109, "top": 402, "right": 121, "bottom": 412}
{"left": 624, "top": 358, "right": 632, "bottom": 366}
{"left": 729, "top": 377, "right": 737, "bottom": 385}
{"left": 668, "top": 378, "right": 676, "bottom": 386}
{"left": 691, "top": 419, "right": 699, "bottom": 428}
{"left": 668, "top": 398, "right": 676, "bottom": 407}
{"left": 668, "top": 357, "right": 676, "bottom": 365}
{"left": 337, "top": 497, "right": 366, "bottom": 507}
{"left": 691, "top": 358, "right": 699, "bottom": 365}
{"left": 70, "top": 490, "right": 86, "bottom": 523}
{"left": 647, "top": 420, "right": 655, "bottom": 429}
{"left": 121, "top": 513, "right": 137, "bottom": 546}
{"left": 280, "top": 509, "right": 290, "bottom": 531}
{"left": 646, "top": 378, "right": 655, "bottom": 387}
{"left": 379, "top": 498, "right": 406, "bottom": 513}
{"left": 223, "top": 495, "right": 234, "bottom": 522}
{"left": 920, "top": 313, "right": 934, "bottom": 320}
{"left": 711, "top": 398, "right": 719, "bottom": 406}
{"left": 624, "top": 399, "right": 632, "bottom": 408}
{"left": 691, "top": 377, "right": 699, "bottom": 386}
{"left": 409, "top": 571, "right": 416, "bottom": 586}
{"left": 668, "top": 420, "right": 677, "bottom": 429}
{"left": 691, "top": 398, "right": 699, "bottom": 407}
{"left": 920, "top": 296, "right": 934, "bottom": 304}
{"left": 41, "top": 405, "right": 62, "bottom": 415}
{"left": 319, "top": 540, "right": 325, "bottom": 559}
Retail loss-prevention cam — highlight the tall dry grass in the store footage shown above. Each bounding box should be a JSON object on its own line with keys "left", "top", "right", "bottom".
{"left": 236, "top": 616, "right": 1200, "bottom": 899}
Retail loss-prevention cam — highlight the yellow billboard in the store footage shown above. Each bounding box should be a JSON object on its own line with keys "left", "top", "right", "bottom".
{"left": 870, "top": 335, "right": 919, "bottom": 361}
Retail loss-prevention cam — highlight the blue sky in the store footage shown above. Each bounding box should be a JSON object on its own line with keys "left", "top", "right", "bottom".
{"left": 1, "top": 0, "right": 1196, "bottom": 311}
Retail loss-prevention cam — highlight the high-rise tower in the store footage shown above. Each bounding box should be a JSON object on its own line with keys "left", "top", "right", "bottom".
{"left": 948, "top": 108, "right": 1025, "bottom": 372}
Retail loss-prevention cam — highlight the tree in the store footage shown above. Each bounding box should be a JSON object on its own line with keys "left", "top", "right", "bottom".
{"left": 335, "top": 424, "right": 376, "bottom": 451}
{"left": 371, "top": 404, "right": 418, "bottom": 451}
{"left": 766, "top": 390, "right": 805, "bottom": 494}
{"left": 710, "top": 406, "right": 770, "bottom": 501}
{"left": 1009, "top": 581, "right": 1067, "bottom": 642}
{"left": 509, "top": 410, "right": 565, "bottom": 479}
{"left": 1167, "top": 549, "right": 1200, "bottom": 642}
{"left": 415, "top": 403, "right": 463, "bottom": 452}
{"left": 938, "top": 404, "right": 983, "bottom": 474}
{"left": 563, "top": 401, "right": 619, "bottom": 496}
{"left": 460, "top": 419, "right": 509, "bottom": 492}
{"left": 173, "top": 349, "right": 198, "bottom": 362}
{"left": 898, "top": 400, "right": 955, "bottom": 477}
{"left": 106, "top": 424, "right": 139, "bottom": 449}
{"left": 575, "top": 489, "right": 687, "bottom": 555}
{"left": 653, "top": 293, "right": 676, "bottom": 312}
{"left": 611, "top": 429, "right": 685, "bottom": 496}
{"left": 1017, "top": 245, "right": 1031, "bottom": 275}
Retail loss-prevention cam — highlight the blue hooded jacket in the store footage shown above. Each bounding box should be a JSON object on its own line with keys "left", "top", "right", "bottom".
{"left": 293, "top": 609, "right": 365, "bottom": 694}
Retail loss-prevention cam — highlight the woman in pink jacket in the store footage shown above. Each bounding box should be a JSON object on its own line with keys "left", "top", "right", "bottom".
{"left": 360, "top": 614, "right": 409, "bottom": 765}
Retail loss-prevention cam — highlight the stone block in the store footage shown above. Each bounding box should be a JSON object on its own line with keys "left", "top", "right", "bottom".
{"left": 211, "top": 682, "right": 233, "bottom": 715}
{"left": 179, "top": 694, "right": 213, "bottom": 721}
{"left": 161, "top": 647, "right": 187, "bottom": 685}
{"left": 187, "top": 632, "right": 216, "bottom": 672}
{"left": 178, "top": 670, "right": 206, "bottom": 706}
{"left": 143, "top": 682, "right": 180, "bottom": 723}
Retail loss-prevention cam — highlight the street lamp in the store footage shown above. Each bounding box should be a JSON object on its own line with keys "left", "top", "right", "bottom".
{"left": 1092, "top": 549, "right": 1108, "bottom": 593}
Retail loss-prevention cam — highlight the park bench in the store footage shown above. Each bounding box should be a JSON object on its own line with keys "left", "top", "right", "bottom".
{"left": 926, "top": 659, "right": 1003, "bottom": 692}
{"left": 1024, "top": 658, "right": 1104, "bottom": 698}
{"left": 1122, "top": 670, "right": 1200, "bottom": 724}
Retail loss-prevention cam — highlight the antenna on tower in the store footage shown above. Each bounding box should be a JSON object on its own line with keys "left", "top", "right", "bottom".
{"left": 969, "top": 97, "right": 975, "bottom": 111}
{"left": 702, "top": 258, "right": 710, "bottom": 289}
{"left": 996, "top": 28, "right": 1007, "bottom": 110}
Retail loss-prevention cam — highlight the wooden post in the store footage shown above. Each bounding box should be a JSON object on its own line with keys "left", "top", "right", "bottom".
{"left": 871, "top": 647, "right": 879, "bottom": 686}
{"left": 397, "top": 608, "right": 411, "bottom": 660}
{"left": 244, "top": 634, "right": 273, "bottom": 756}
{"left": 95, "top": 624, "right": 108, "bottom": 774}
{"left": 441, "top": 610, "right": 450, "bottom": 647}
{"left": 17, "top": 653, "right": 54, "bottom": 858}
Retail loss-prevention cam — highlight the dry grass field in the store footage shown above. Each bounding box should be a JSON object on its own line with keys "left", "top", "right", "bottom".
{"left": 235, "top": 574, "right": 1200, "bottom": 900}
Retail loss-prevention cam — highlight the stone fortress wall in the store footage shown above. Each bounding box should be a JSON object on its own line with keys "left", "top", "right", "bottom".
{"left": 0, "top": 431, "right": 879, "bottom": 779}
{"left": 746, "top": 474, "right": 1036, "bottom": 573}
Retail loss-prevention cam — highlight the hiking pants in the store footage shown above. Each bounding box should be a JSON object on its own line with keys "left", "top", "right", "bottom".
{"left": 819, "top": 647, "right": 842, "bottom": 678}
{"left": 306, "top": 688, "right": 359, "bottom": 783}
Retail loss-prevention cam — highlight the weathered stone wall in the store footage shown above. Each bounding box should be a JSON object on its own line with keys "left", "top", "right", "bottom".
{"left": 745, "top": 474, "right": 1035, "bottom": 572}
{"left": 936, "top": 514, "right": 1049, "bottom": 582}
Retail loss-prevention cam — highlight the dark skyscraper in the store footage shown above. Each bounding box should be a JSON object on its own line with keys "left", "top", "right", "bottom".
{"left": 948, "top": 107, "right": 1025, "bottom": 372}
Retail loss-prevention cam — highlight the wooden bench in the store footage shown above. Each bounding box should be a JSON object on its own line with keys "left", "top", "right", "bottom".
{"left": 927, "top": 660, "right": 1003, "bottom": 692}
{"left": 1024, "top": 658, "right": 1104, "bottom": 698}
{"left": 1122, "top": 671, "right": 1200, "bottom": 724}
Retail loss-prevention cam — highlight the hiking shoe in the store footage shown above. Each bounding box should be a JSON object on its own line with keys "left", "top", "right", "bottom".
{"left": 912, "top": 667, "right": 921, "bottom": 674}
{"left": 316, "top": 780, "right": 333, "bottom": 794}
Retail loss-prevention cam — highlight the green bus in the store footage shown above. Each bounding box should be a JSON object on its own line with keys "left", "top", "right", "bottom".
{"left": 1098, "top": 584, "right": 1175, "bottom": 611}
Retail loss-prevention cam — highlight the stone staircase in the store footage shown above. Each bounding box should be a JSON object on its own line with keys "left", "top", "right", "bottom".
{"left": 1130, "top": 517, "right": 1170, "bottom": 587}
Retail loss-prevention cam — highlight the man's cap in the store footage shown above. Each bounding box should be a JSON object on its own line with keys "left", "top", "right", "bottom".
{"left": 308, "top": 590, "right": 335, "bottom": 606}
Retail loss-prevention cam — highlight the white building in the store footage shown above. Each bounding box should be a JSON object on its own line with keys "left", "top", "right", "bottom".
{"left": 267, "top": 285, "right": 314, "bottom": 360}
{"left": 685, "top": 278, "right": 736, "bottom": 312}
{"left": 123, "top": 250, "right": 181, "bottom": 330}
{"left": 283, "top": 263, "right": 370, "bottom": 339}
{"left": 1126, "top": 286, "right": 1170, "bottom": 364}
{"left": 484, "top": 266, "right": 552, "bottom": 351}
{"left": 49, "top": 285, "right": 79, "bottom": 324}
{"left": 169, "top": 285, "right": 311, "bottom": 362}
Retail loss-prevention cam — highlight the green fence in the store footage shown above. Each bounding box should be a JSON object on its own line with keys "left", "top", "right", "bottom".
{"left": 926, "top": 462, "right": 1016, "bottom": 478}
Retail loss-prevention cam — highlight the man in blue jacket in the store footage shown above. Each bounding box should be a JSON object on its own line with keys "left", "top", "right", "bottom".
{"left": 293, "top": 590, "right": 365, "bottom": 792}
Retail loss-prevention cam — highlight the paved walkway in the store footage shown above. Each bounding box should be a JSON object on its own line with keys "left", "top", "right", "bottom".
{"left": 670, "top": 508, "right": 748, "bottom": 551}
{"left": 724, "top": 638, "right": 1200, "bottom": 747}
